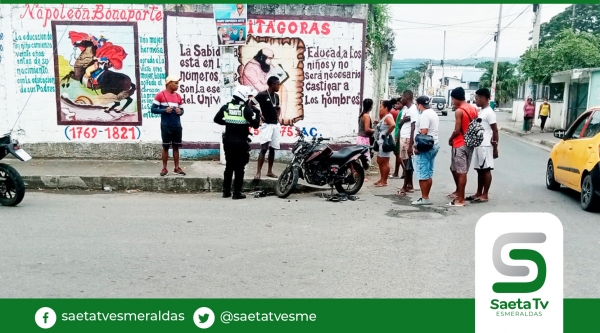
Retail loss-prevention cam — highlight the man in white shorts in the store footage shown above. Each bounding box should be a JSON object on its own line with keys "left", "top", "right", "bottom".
{"left": 470, "top": 88, "right": 499, "bottom": 203}
{"left": 254, "top": 76, "right": 281, "bottom": 179}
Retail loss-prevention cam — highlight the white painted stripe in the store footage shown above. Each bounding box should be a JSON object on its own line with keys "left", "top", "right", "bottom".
{"left": 160, "top": 102, "right": 181, "bottom": 107}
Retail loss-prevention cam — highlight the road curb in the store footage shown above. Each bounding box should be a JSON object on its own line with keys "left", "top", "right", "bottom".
{"left": 21, "top": 175, "right": 326, "bottom": 194}
{"left": 498, "top": 126, "right": 557, "bottom": 149}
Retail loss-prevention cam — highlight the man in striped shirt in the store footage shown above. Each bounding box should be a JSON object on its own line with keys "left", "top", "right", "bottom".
{"left": 151, "top": 75, "right": 186, "bottom": 176}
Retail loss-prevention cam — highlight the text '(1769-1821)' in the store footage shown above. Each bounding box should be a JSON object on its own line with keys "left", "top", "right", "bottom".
{"left": 14, "top": 32, "right": 55, "bottom": 94}
{"left": 303, "top": 46, "right": 362, "bottom": 108}
{"left": 139, "top": 35, "right": 166, "bottom": 119}
{"left": 178, "top": 44, "right": 222, "bottom": 108}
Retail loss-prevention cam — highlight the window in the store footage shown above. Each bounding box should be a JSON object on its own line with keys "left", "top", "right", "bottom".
{"left": 541, "top": 85, "right": 549, "bottom": 99}
{"left": 583, "top": 111, "right": 600, "bottom": 138}
{"left": 469, "top": 82, "right": 478, "bottom": 90}
{"left": 517, "top": 84, "right": 525, "bottom": 99}
{"left": 549, "top": 83, "right": 564, "bottom": 101}
{"left": 567, "top": 112, "right": 592, "bottom": 139}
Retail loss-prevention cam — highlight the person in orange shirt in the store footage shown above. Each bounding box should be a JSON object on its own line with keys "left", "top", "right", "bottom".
{"left": 447, "top": 87, "right": 479, "bottom": 207}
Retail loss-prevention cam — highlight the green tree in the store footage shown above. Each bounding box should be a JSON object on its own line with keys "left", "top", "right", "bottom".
{"left": 396, "top": 69, "right": 421, "bottom": 94}
{"left": 519, "top": 29, "right": 600, "bottom": 84}
{"left": 478, "top": 62, "right": 519, "bottom": 105}
{"left": 475, "top": 61, "right": 493, "bottom": 69}
{"left": 366, "top": 4, "right": 396, "bottom": 71}
{"left": 540, "top": 5, "right": 600, "bottom": 46}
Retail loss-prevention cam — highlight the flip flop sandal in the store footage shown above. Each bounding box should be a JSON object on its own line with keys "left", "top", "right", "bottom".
{"left": 471, "top": 198, "right": 488, "bottom": 203}
{"left": 374, "top": 183, "right": 388, "bottom": 187}
{"left": 446, "top": 200, "right": 465, "bottom": 207}
{"left": 466, "top": 195, "right": 477, "bottom": 201}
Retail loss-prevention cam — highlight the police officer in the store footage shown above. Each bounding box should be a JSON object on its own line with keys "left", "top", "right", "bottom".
{"left": 214, "top": 85, "right": 261, "bottom": 199}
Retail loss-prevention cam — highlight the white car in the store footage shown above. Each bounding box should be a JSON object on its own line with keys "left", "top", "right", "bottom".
{"left": 431, "top": 97, "right": 447, "bottom": 116}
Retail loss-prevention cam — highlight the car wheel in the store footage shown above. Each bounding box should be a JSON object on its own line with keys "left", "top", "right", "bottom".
{"left": 546, "top": 160, "right": 560, "bottom": 190}
{"left": 437, "top": 103, "right": 444, "bottom": 110}
{"left": 580, "top": 174, "right": 600, "bottom": 212}
{"left": 442, "top": 111, "right": 447, "bottom": 116}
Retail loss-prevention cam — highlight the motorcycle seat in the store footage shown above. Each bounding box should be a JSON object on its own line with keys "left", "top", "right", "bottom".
{"left": 330, "top": 146, "right": 367, "bottom": 163}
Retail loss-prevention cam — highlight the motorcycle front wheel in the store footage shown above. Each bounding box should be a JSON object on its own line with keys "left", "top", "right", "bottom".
{"left": 335, "top": 161, "right": 365, "bottom": 195}
{"left": 275, "top": 165, "right": 299, "bottom": 198}
{"left": 0, "top": 163, "right": 26, "bottom": 206}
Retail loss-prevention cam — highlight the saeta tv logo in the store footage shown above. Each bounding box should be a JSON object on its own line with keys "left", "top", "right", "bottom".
{"left": 492, "top": 232, "right": 546, "bottom": 293}
{"left": 475, "top": 213, "right": 563, "bottom": 333}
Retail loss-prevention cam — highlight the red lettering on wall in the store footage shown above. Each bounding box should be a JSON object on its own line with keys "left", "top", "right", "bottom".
{"left": 308, "top": 22, "right": 320, "bottom": 35}
{"left": 19, "top": 4, "right": 163, "bottom": 27}
{"left": 300, "top": 22, "right": 308, "bottom": 34}
{"left": 248, "top": 20, "right": 254, "bottom": 34}
{"left": 321, "top": 23, "right": 331, "bottom": 35}
{"left": 266, "top": 20, "right": 275, "bottom": 34}
{"left": 288, "top": 22, "right": 298, "bottom": 34}
{"left": 255, "top": 19, "right": 266, "bottom": 33}
{"left": 277, "top": 22, "right": 286, "bottom": 34}
{"left": 247, "top": 19, "right": 331, "bottom": 36}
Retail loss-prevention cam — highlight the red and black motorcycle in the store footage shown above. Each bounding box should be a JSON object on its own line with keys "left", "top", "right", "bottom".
{"left": 275, "top": 128, "right": 369, "bottom": 198}
{"left": 0, "top": 133, "right": 32, "bottom": 206}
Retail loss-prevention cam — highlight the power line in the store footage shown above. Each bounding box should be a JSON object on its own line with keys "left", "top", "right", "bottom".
{"left": 389, "top": 11, "right": 527, "bottom": 28}
{"left": 460, "top": 5, "right": 530, "bottom": 60}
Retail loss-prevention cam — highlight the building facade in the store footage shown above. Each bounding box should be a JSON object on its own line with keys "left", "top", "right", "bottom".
{"left": 0, "top": 4, "right": 392, "bottom": 160}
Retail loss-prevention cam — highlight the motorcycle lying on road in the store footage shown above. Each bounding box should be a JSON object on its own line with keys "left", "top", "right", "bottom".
{"left": 275, "top": 128, "right": 370, "bottom": 198}
{"left": 0, "top": 133, "right": 32, "bottom": 206}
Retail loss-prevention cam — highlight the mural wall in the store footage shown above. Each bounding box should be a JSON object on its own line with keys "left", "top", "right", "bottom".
{"left": 0, "top": 4, "right": 368, "bottom": 153}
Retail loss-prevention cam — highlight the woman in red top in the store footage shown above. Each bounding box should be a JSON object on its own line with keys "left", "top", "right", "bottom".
{"left": 523, "top": 97, "right": 535, "bottom": 134}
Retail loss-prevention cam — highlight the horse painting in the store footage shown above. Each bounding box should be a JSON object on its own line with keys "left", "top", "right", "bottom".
{"left": 60, "top": 35, "right": 136, "bottom": 114}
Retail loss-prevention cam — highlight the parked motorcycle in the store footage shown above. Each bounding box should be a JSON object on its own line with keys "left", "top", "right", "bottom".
{"left": 275, "top": 128, "right": 369, "bottom": 198}
{"left": 0, "top": 133, "right": 32, "bottom": 206}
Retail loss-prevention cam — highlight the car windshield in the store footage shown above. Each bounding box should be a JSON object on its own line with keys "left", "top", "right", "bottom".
{"left": 583, "top": 111, "right": 600, "bottom": 138}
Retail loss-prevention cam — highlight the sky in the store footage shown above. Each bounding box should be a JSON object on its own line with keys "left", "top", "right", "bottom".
{"left": 389, "top": 4, "right": 571, "bottom": 61}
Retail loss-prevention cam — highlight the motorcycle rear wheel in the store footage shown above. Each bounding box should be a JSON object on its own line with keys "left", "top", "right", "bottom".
{"left": 275, "top": 165, "right": 299, "bottom": 198}
{"left": 335, "top": 161, "right": 365, "bottom": 195}
{"left": 0, "top": 163, "right": 26, "bottom": 207}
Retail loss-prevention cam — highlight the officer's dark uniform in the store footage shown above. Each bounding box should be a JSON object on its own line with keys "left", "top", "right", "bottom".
{"left": 214, "top": 98, "right": 261, "bottom": 199}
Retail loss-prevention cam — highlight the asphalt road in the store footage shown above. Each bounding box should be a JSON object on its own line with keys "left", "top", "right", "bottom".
{"left": 1, "top": 116, "right": 598, "bottom": 298}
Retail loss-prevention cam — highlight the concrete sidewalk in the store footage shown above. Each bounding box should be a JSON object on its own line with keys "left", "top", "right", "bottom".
{"left": 495, "top": 111, "right": 559, "bottom": 150}
{"left": 2, "top": 158, "right": 327, "bottom": 193}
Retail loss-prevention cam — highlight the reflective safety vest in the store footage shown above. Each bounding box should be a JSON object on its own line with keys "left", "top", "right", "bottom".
{"left": 223, "top": 103, "right": 248, "bottom": 124}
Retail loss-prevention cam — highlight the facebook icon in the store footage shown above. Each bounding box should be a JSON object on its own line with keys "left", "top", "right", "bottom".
{"left": 35, "top": 307, "right": 56, "bottom": 329}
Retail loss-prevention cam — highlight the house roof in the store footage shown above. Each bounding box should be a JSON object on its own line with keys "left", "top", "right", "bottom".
{"left": 552, "top": 67, "right": 600, "bottom": 77}
{"left": 461, "top": 69, "right": 485, "bottom": 83}
{"left": 551, "top": 67, "right": 600, "bottom": 82}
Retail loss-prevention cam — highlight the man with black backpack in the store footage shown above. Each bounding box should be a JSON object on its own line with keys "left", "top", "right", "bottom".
{"left": 447, "top": 87, "right": 481, "bottom": 207}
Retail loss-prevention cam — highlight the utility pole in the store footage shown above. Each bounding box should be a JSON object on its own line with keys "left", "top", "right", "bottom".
{"left": 571, "top": 5, "right": 576, "bottom": 32}
{"left": 491, "top": 4, "right": 502, "bottom": 109}
{"left": 527, "top": 4, "right": 542, "bottom": 100}
{"left": 441, "top": 30, "right": 446, "bottom": 97}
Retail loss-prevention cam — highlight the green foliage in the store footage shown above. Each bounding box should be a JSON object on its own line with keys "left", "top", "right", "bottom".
{"left": 519, "top": 29, "right": 600, "bottom": 84}
{"left": 478, "top": 62, "right": 518, "bottom": 105}
{"left": 396, "top": 69, "right": 421, "bottom": 94}
{"left": 366, "top": 4, "right": 396, "bottom": 71}
{"left": 475, "top": 61, "right": 493, "bottom": 69}
{"left": 540, "top": 5, "right": 600, "bottom": 46}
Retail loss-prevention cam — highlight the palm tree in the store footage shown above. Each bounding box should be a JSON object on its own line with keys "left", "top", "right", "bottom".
{"left": 478, "top": 62, "right": 519, "bottom": 106}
